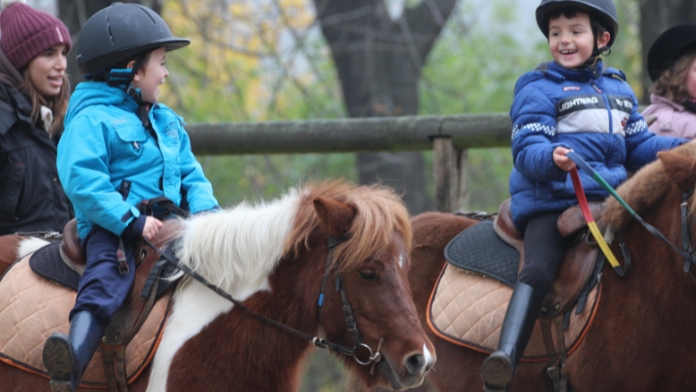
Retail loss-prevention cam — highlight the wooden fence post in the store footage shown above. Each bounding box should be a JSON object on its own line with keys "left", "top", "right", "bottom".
{"left": 433, "top": 138, "right": 458, "bottom": 212}
{"left": 457, "top": 148, "right": 469, "bottom": 211}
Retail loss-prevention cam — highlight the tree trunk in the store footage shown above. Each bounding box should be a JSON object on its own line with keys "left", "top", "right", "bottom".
{"left": 314, "top": 0, "right": 458, "bottom": 214}
{"left": 57, "top": 0, "right": 161, "bottom": 88}
{"left": 639, "top": 0, "right": 696, "bottom": 102}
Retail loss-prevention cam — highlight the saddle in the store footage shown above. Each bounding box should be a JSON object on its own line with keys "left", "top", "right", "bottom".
{"left": 445, "top": 199, "right": 604, "bottom": 319}
{"left": 494, "top": 199, "right": 604, "bottom": 318}
{"left": 428, "top": 200, "right": 607, "bottom": 391}
{"left": 0, "top": 218, "right": 184, "bottom": 392}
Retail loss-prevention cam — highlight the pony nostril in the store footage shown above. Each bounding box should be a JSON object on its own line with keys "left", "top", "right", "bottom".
{"left": 404, "top": 353, "right": 426, "bottom": 375}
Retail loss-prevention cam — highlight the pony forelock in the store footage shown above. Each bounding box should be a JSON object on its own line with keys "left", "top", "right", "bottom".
{"left": 285, "top": 181, "right": 412, "bottom": 273}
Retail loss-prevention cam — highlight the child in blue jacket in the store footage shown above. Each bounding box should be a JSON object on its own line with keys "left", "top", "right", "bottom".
{"left": 42, "top": 4, "right": 219, "bottom": 391}
{"left": 479, "top": 0, "right": 686, "bottom": 390}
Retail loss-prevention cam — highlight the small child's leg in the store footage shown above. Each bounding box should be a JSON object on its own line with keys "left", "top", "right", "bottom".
{"left": 43, "top": 226, "right": 136, "bottom": 391}
{"left": 481, "top": 212, "right": 568, "bottom": 391}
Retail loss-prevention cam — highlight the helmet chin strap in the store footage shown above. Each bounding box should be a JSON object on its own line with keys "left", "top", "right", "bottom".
{"left": 106, "top": 67, "right": 153, "bottom": 129}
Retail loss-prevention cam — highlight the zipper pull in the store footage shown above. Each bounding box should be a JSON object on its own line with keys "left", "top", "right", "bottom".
{"left": 591, "top": 83, "right": 602, "bottom": 94}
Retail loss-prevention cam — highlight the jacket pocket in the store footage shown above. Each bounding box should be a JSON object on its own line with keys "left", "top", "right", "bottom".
{"left": 112, "top": 125, "right": 148, "bottom": 160}
{"left": 0, "top": 162, "right": 25, "bottom": 220}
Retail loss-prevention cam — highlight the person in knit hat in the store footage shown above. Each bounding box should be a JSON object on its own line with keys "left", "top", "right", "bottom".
{"left": 0, "top": 0, "right": 73, "bottom": 235}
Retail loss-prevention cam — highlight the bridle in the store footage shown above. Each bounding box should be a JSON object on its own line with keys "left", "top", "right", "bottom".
{"left": 143, "top": 235, "right": 385, "bottom": 369}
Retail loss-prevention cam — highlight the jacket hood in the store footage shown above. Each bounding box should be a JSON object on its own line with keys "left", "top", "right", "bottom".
{"left": 65, "top": 81, "right": 139, "bottom": 125}
{"left": 0, "top": 46, "right": 23, "bottom": 88}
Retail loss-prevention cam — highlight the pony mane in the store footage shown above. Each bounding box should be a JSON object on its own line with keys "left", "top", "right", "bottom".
{"left": 174, "top": 181, "right": 411, "bottom": 292}
{"left": 176, "top": 189, "right": 300, "bottom": 294}
{"left": 603, "top": 151, "right": 673, "bottom": 233}
{"left": 285, "top": 181, "right": 412, "bottom": 272}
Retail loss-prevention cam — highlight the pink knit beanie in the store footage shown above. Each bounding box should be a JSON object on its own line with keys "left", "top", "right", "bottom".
{"left": 0, "top": 0, "right": 71, "bottom": 71}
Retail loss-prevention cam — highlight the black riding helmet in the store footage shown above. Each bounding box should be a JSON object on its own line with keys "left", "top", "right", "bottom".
{"left": 647, "top": 24, "right": 696, "bottom": 82}
{"left": 535, "top": 0, "right": 619, "bottom": 48}
{"left": 76, "top": 2, "right": 189, "bottom": 78}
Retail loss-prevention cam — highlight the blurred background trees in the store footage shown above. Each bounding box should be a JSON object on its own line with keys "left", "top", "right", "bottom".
{"left": 24, "top": 0, "right": 696, "bottom": 389}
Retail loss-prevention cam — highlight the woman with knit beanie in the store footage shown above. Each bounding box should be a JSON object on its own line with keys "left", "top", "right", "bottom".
{"left": 0, "top": 0, "right": 73, "bottom": 235}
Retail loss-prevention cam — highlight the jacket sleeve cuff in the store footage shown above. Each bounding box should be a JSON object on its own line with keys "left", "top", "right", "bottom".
{"left": 121, "top": 214, "right": 146, "bottom": 242}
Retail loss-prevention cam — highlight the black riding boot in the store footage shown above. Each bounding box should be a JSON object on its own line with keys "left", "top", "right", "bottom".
{"left": 480, "top": 282, "right": 542, "bottom": 392}
{"left": 42, "top": 311, "right": 105, "bottom": 392}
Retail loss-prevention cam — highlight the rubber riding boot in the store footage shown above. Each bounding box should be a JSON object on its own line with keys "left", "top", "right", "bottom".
{"left": 42, "top": 311, "right": 105, "bottom": 392}
{"left": 480, "top": 282, "right": 542, "bottom": 392}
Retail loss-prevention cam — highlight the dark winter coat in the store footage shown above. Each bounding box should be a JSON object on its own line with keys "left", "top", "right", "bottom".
{"left": 0, "top": 48, "right": 72, "bottom": 235}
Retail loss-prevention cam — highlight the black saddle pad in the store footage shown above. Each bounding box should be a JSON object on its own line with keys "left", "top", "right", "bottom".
{"left": 29, "top": 242, "right": 79, "bottom": 290}
{"left": 444, "top": 220, "right": 520, "bottom": 287}
{"left": 28, "top": 241, "right": 178, "bottom": 299}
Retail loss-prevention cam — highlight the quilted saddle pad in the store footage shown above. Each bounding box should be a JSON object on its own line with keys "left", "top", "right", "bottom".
{"left": 444, "top": 220, "right": 519, "bottom": 287}
{"left": 427, "top": 264, "right": 600, "bottom": 361}
{"left": 0, "top": 255, "right": 171, "bottom": 386}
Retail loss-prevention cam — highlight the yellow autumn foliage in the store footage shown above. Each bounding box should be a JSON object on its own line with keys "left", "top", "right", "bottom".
{"left": 160, "top": 0, "right": 328, "bottom": 123}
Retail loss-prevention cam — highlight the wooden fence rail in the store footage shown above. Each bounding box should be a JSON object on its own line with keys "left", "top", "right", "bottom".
{"left": 186, "top": 113, "right": 514, "bottom": 212}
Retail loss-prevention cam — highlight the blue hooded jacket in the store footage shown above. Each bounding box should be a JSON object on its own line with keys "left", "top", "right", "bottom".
{"left": 509, "top": 61, "right": 685, "bottom": 229}
{"left": 57, "top": 82, "right": 218, "bottom": 238}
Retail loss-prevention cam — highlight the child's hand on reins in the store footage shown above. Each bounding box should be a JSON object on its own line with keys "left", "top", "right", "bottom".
{"left": 142, "top": 217, "right": 163, "bottom": 240}
{"left": 553, "top": 147, "right": 576, "bottom": 172}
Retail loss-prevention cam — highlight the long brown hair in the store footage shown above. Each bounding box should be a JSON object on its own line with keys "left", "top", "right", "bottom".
{"left": 18, "top": 70, "right": 70, "bottom": 137}
{"left": 651, "top": 51, "right": 696, "bottom": 103}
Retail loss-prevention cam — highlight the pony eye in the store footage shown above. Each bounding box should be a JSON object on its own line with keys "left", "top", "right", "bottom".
{"left": 359, "top": 269, "right": 377, "bottom": 281}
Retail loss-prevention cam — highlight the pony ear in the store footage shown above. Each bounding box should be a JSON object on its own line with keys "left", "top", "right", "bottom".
{"left": 658, "top": 144, "right": 696, "bottom": 191}
{"left": 313, "top": 197, "right": 357, "bottom": 239}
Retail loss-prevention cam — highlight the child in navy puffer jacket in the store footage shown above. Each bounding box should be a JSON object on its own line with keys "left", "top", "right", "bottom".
{"left": 479, "top": 1, "right": 686, "bottom": 391}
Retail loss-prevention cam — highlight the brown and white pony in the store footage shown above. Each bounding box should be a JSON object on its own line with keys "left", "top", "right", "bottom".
{"left": 0, "top": 181, "right": 434, "bottom": 391}
{"left": 362, "top": 143, "right": 696, "bottom": 391}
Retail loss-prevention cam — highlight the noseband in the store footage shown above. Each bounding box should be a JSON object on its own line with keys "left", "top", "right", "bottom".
{"left": 144, "top": 236, "right": 384, "bottom": 368}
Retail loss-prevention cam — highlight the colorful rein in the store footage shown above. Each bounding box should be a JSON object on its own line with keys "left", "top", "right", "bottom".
{"left": 566, "top": 151, "right": 696, "bottom": 278}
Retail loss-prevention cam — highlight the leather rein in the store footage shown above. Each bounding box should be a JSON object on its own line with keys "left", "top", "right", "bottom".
{"left": 143, "top": 235, "right": 384, "bottom": 368}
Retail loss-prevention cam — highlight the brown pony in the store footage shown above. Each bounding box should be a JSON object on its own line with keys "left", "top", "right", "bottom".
{"left": 369, "top": 143, "right": 696, "bottom": 392}
{"left": 0, "top": 181, "right": 435, "bottom": 391}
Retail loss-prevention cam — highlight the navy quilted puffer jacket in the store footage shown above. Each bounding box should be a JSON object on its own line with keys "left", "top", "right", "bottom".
{"left": 509, "top": 60, "right": 685, "bottom": 229}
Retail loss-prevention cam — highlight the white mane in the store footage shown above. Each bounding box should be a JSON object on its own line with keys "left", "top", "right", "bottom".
{"left": 176, "top": 188, "right": 301, "bottom": 295}
{"left": 148, "top": 189, "right": 301, "bottom": 392}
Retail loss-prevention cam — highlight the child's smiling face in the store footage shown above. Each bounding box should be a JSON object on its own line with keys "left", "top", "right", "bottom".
{"left": 131, "top": 47, "right": 168, "bottom": 104}
{"left": 548, "top": 11, "right": 609, "bottom": 69}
